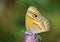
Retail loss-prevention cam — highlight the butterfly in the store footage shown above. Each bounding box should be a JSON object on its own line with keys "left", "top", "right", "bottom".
{"left": 25, "top": 6, "right": 50, "bottom": 34}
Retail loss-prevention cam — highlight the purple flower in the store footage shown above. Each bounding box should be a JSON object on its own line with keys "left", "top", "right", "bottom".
{"left": 23, "top": 33, "right": 38, "bottom": 42}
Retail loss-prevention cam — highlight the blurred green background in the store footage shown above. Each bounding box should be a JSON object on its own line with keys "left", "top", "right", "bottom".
{"left": 0, "top": 0, "right": 60, "bottom": 42}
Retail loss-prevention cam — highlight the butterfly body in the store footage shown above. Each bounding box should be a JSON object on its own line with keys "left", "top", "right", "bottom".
{"left": 25, "top": 6, "right": 50, "bottom": 34}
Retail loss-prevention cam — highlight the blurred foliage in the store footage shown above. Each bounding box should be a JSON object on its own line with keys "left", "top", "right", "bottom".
{"left": 0, "top": 0, "right": 60, "bottom": 42}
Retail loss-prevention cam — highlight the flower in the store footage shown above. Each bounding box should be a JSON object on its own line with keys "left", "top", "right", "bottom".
{"left": 23, "top": 32, "right": 38, "bottom": 42}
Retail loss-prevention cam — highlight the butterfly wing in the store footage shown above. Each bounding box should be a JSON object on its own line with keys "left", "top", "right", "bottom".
{"left": 25, "top": 6, "right": 41, "bottom": 30}
{"left": 25, "top": 6, "right": 50, "bottom": 33}
{"left": 29, "top": 16, "right": 50, "bottom": 33}
{"left": 25, "top": 14, "right": 34, "bottom": 30}
{"left": 39, "top": 16, "right": 50, "bottom": 31}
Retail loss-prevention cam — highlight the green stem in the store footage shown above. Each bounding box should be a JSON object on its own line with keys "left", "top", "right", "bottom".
{"left": 36, "top": 34, "right": 43, "bottom": 42}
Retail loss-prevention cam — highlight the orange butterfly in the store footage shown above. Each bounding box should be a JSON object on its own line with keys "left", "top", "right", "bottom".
{"left": 25, "top": 6, "right": 50, "bottom": 33}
